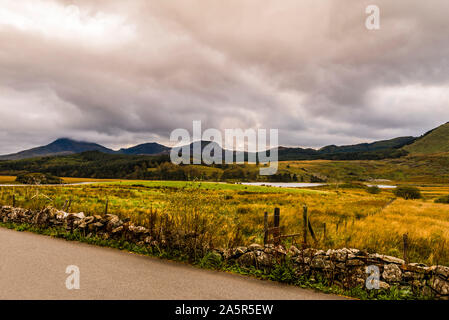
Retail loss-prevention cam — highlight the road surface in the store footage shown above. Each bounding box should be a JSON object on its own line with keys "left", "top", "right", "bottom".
{"left": 0, "top": 227, "right": 345, "bottom": 300}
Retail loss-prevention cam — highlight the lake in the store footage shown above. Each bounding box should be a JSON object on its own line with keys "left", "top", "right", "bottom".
{"left": 240, "top": 182, "right": 326, "bottom": 188}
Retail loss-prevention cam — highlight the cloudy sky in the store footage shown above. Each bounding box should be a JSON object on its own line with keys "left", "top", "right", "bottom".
{"left": 0, "top": 0, "right": 448, "bottom": 154}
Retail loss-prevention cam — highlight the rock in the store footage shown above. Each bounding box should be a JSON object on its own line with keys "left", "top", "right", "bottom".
{"left": 257, "top": 252, "right": 276, "bottom": 267}
{"left": 379, "top": 281, "right": 391, "bottom": 290}
{"left": 370, "top": 253, "right": 404, "bottom": 265}
{"left": 349, "top": 248, "right": 361, "bottom": 255}
{"left": 67, "top": 212, "right": 85, "bottom": 220}
{"left": 382, "top": 264, "right": 402, "bottom": 282}
{"left": 343, "top": 266, "right": 366, "bottom": 287}
{"left": 432, "top": 265, "right": 449, "bottom": 279}
{"left": 112, "top": 226, "right": 124, "bottom": 234}
{"left": 74, "top": 212, "right": 85, "bottom": 219}
{"left": 346, "top": 259, "right": 365, "bottom": 266}
{"left": 129, "top": 225, "right": 149, "bottom": 234}
{"left": 92, "top": 222, "right": 104, "bottom": 229}
{"left": 222, "top": 249, "right": 234, "bottom": 260}
{"left": 288, "top": 245, "right": 301, "bottom": 256}
{"left": 56, "top": 211, "right": 69, "bottom": 220}
{"left": 235, "top": 246, "right": 248, "bottom": 256}
{"left": 329, "top": 249, "right": 348, "bottom": 262}
{"left": 303, "top": 248, "right": 317, "bottom": 257}
{"left": 402, "top": 263, "right": 430, "bottom": 274}
{"left": 311, "top": 256, "right": 334, "bottom": 269}
{"left": 311, "top": 256, "right": 326, "bottom": 269}
{"left": 144, "top": 236, "right": 152, "bottom": 244}
{"left": 248, "top": 243, "right": 264, "bottom": 251}
{"left": 82, "top": 216, "right": 95, "bottom": 224}
{"left": 237, "top": 252, "right": 256, "bottom": 267}
{"left": 106, "top": 216, "right": 122, "bottom": 230}
{"left": 294, "top": 255, "right": 305, "bottom": 264}
{"left": 273, "top": 245, "right": 287, "bottom": 255}
{"left": 431, "top": 277, "right": 449, "bottom": 295}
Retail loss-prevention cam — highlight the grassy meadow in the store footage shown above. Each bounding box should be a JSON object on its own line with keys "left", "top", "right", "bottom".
{"left": 1, "top": 178, "right": 448, "bottom": 266}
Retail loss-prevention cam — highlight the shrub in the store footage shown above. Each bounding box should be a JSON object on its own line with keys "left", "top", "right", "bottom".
{"left": 199, "top": 251, "right": 223, "bottom": 269}
{"left": 16, "top": 172, "right": 63, "bottom": 185}
{"left": 339, "top": 182, "right": 366, "bottom": 189}
{"left": 393, "top": 186, "right": 422, "bottom": 200}
{"left": 366, "top": 186, "right": 381, "bottom": 194}
{"left": 435, "top": 195, "right": 449, "bottom": 204}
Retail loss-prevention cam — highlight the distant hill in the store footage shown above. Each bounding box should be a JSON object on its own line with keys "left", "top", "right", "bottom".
{"left": 403, "top": 122, "right": 449, "bottom": 154}
{"left": 274, "top": 136, "right": 415, "bottom": 161}
{"left": 318, "top": 136, "right": 416, "bottom": 154}
{"left": 0, "top": 138, "right": 115, "bottom": 160}
{"left": 119, "top": 143, "right": 170, "bottom": 156}
{"left": 0, "top": 138, "right": 171, "bottom": 160}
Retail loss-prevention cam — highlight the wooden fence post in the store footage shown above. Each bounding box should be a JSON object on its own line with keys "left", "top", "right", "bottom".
{"left": 263, "top": 211, "right": 268, "bottom": 245}
{"left": 308, "top": 219, "right": 317, "bottom": 242}
{"left": 303, "top": 205, "right": 308, "bottom": 245}
{"left": 323, "top": 223, "right": 327, "bottom": 240}
{"left": 104, "top": 199, "right": 109, "bottom": 216}
{"left": 12, "top": 194, "right": 15, "bottom": 207}
{"left": 403, "top": 233, "right": 409, "bottom": 264}
{"left": 273, "top": 208, "right": 280, "bottom": 245}
{"left": 62, "top": 200, "right": 68, "bottom": 211}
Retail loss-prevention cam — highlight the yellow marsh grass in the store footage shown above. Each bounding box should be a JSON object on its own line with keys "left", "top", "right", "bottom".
{"left": 0, "top": 176, "right": 16, "bottom": 183}
{"left": 0, "top": 182, "right": 449, "bottom": 265}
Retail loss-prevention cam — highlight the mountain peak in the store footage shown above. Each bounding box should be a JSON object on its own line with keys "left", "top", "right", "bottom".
{"left": 0, "top": 138, "right": 115, "bottom": 160}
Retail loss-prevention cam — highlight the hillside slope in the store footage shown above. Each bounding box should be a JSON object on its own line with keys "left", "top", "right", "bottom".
{"left": 403, "top": 122, "right": 449, "bottom": 154}
{"left": 119, "top": 143, "right": 170, "bottom": 155}
{"left": 0, "top": 138, "right": 115, "bottom": 160}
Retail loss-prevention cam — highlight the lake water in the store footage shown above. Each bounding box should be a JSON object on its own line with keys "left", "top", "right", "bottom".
{"left": 366, "top": 184, "right": 397, "bottom": 189}
{"left": 240, "top": 182, "right": 326, "bottom": 188}
{"left": 241, "top": 182, "right": 397, "bottom": 189}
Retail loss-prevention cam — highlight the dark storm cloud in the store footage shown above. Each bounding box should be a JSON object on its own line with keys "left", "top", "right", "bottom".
{"left": 0, "top": 0, "right": 448, "bottom": 154}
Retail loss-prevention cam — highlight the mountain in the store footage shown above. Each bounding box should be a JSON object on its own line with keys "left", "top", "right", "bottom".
{"left": 318, "top": 136, "right": 416, "bottom": 154}
{"left": 119, "top": 143, "right": 170, "bottom": 156}
{"left": 273, "top": 136, "right": 415, "bottom": 161}
{"left": 403, "top": 122, "right": 449, "bottom": 155}
{"left": 0, "top": 138, "right": 115, "bottom": 160}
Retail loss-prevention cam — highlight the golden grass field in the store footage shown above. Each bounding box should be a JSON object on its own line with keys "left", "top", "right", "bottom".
{"left": 0, "top": 177, "right": 448, "bottom": 266}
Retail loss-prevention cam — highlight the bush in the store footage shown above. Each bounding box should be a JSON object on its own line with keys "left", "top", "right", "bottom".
{"left": 16, "top": 172, "right": 63, "bottom": 185}
{"left": 393, "top": 186, "right": 422, "bottom": 200}
{"left": 366, "top": 186, "right": 381, "bottom": 194}
{"left": 435, "top": 195, "right": 449, "bottom": 204}
{"left": 339, "top": 182, "right": 366, "bottom": 189}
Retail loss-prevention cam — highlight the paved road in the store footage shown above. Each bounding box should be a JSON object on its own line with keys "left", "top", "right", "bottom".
{"left": 0, "top": 227, "right": 345, "bottom": 300}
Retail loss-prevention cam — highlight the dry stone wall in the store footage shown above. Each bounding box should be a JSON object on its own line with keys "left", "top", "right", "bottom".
{"left": 1, "top": 205, "right": 448, "bottom": 299}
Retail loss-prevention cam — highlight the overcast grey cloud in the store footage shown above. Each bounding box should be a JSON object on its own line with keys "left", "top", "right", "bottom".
{"left": 0, "top": 0, "right": 448, "bottom": 154}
